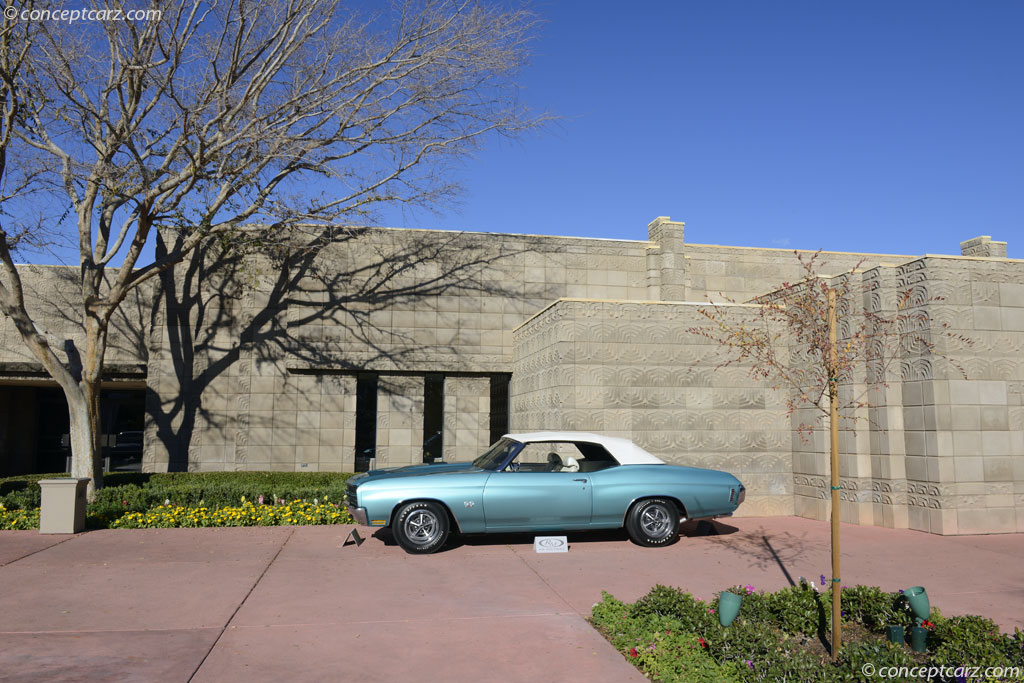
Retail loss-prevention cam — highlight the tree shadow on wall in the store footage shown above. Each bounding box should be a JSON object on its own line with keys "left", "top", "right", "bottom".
{"left": 148, "top": 225, "right": 550, "bottom": 471}
{"left": 7, "top": 265, "right": 152, "bottom": 376}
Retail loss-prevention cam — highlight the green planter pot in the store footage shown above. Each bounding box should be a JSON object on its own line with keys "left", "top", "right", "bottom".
{"left": 910, "top": 625, "right": 928, "bottom": 652}
{"left": 718, "top": 591, "right": 743, "bottom": 627}
{"left": 885, "top": 625, "right": 905, "bottom": 646}
{"left": 904, "top": 586, "right": 930, "bottom": 622}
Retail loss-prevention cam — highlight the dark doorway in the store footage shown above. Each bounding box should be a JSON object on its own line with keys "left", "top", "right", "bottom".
{"left": 489, "top": 374, "right": 511, "bottom": 444}
{"left": 0, "top": 385, "right": 145, "bottom": 477}
{"left": 35, "top": 388, "right": 72, "bottom": 474}
{"left": 422, "top": 374, "right": 444, "bottom": 463}
{"left": 354, "top": 373, "right": 378, "bottom": 472}
{"left": 105, "top": 390, "right": 146, "bottom": 472}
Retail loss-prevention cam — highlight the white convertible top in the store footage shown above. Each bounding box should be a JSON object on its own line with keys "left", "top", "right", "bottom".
{"left": 502, "top": 431, "right": 665, "bottom": 465}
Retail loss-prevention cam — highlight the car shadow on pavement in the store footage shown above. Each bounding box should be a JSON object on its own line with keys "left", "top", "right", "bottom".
{"left": 370, "top": 519, "right": 739, "bottom": 553}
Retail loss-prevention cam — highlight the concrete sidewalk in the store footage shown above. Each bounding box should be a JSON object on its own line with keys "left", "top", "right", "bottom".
{"left": 1, "top": 517, "right": 1021, "bottom": 682}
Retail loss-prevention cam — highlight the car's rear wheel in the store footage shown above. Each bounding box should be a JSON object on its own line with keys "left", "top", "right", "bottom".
{"left": 625, "top": 498, "right": 680, "bottom": 547}
{"left": 392, "top": 501, "right": 450, "bottom": 554}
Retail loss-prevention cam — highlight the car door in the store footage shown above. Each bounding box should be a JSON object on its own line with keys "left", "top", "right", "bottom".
{"left": 481, "top": 443, "right": 593, "bottom": 530}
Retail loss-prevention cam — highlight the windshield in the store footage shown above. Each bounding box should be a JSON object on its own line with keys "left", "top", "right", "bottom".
{"left": 472, "top": 438, "right": 522, "bottom": 471}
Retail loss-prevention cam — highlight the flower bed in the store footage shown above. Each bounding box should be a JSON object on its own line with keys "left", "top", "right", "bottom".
{"left": 1, "top": 499, "right": 354, "bottom": 530}
{"left": 0, "top": 504, "right": 40, "bottom": 530}
{"left": 0, "top": 471, "right": 357, "bottom": 529}
{"left": 111, "top": 499, "right": 354, "bottom": 528}
{"left": 591, "top": 583, "right": 1024, "bottom": 682}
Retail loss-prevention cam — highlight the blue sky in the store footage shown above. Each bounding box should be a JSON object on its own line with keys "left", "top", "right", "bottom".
{"left": 381, "top": 0, "right": 1023, "bottom": 257}
{"left": 20, "top": 1, "right": 1022, "bottom": 267}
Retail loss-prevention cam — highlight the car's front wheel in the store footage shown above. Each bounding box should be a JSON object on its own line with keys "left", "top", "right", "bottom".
{"left": 625, "top": 498, "right": 680, "bottom": 547}
{"left": 392, "top": 501, "right": 450, "bottom": 554}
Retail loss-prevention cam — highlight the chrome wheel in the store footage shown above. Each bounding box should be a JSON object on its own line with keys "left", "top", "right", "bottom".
{"left": 403, "top": 509, "right": 441, "bottom": 546}
{"left": 625, "top": 498, "right": 680, "bottom": 547}
{"left": 640, "top": 504, "right": 671, "bottom": 539}
{"left": 393, "top": 501, "right": 450, "bottom": 554}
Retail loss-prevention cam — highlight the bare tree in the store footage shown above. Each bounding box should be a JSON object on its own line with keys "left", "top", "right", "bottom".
{"left": 692, "top": 251, "right": 971, "bottom": 657}
{"left": 0, "top": 0, "right": 544, "bottom": 495}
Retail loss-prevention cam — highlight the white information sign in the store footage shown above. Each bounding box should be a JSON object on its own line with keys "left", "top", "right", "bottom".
{"left": 533, "top": 536, "right": 569, "bottom": 553}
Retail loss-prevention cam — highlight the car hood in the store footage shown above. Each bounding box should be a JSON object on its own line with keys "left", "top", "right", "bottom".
{"left": 349, "top": 461, "right": 480, "bottom": 485}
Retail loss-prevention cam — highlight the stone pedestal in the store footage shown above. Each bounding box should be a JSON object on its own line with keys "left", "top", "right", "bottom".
{"left": 39, "top": 478, "right": 90, "bottom": 534}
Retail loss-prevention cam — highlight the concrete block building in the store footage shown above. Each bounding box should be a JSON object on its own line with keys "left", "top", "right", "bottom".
{"left": 1, "top": 218, "right": 1021, "bottom": 535}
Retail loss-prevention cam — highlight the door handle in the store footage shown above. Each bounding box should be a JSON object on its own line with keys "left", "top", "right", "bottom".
{"left": 573, "top": 478, "right": 587, "bottom": 482}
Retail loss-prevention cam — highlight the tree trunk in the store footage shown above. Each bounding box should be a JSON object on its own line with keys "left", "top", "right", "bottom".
{"left": 828, "top": 287, "right": 842, "bottom": 659}
{"left": 66, "top": 313, "right": 110, "bottom": 500}
{"left": 66, "top": 379, "right": 103, "bottom": 498}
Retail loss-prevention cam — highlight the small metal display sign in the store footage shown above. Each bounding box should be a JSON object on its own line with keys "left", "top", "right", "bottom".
{"left": 343, "top": 528, "right": 364, "bottom": 548}
{"left": 533, "top": 536, "right": 568, "bottom": 553}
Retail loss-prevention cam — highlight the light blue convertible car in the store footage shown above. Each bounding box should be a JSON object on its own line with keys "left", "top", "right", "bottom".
{"left": 345, "top": 431, "right": 745, "bottom": 554}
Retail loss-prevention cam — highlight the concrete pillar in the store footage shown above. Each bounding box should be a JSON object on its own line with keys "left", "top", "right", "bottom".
{"left": 316, "top": 375, "right": 356, "bottom": 472}
{"left": 376, "top": 376, "right": 424, "bottom": 467}
{"left": 443, "top": 377, "right": 491, "bottom": 462}
{"left": 648, "top": 216, "right": 686, "bottom": 301}
{"left": 960, "top": 236, "right": 1007, "bottom": 258}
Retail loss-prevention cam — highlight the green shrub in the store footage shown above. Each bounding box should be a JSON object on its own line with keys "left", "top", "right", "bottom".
{"left": 833, "top": 640, "right": 920, "bottom": 682}
{"left": 91, "top": 471, "right": 356, "bottom": 512}
{"left": 750, "top": 643, "right": 827, "bottom": 682}
{"left": 1, "top": 472, "right": 150, "bottom": 509}
{"left": 1002, "top": 629, "right": 1024, "bottom": 665}
{"left": 702, "top": 618, "right": 786, "bottom": 668}
{"left": 629, "top": 584, "right": 717, "bottom": 634}
{"left": 593, "top": 584, "right": 1019, "bottom": 683}
{"left": 0, "top": 473, "right": 68, "bottom": 509}
{"left": 1, "top": 471, "right": 357, "bottom": 514}
{"left": 763, "top": 584, "right": 830, "bottom": 637}
{"left": 592, "top": 592, "right": 630, "bottom": 629}
{"left": 630, "top": 629, "right": 745, "bottom": 683}
{"left": 594, "top": 592, "right": 678, "bottom": 652}
{"left": 840, "top": 585, "right": 907, "bottom": 631}
{"left": 931, "top": 615, "right": 1015, "bottom": 671}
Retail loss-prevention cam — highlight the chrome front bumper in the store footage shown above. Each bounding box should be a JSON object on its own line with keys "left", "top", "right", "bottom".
{"left": 348, "top": 505, "right": 368, "bottom": 526}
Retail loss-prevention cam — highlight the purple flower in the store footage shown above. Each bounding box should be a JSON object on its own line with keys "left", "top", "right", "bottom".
{"left": 820, "top": 574, "right": 826, "bottom": 586}
{"left": 744, "top": 585, "right": 755, "bottom": 594}
{"left": 898, "top": 589, "right": 904, "bottom": 594}
{"left": 746, "top": 660, "right": 754, "bottom": 669}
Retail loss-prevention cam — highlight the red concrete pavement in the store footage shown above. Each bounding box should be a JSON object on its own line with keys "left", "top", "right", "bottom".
{"left": 1, "top": 517, "right": 1021, "bottom": 682}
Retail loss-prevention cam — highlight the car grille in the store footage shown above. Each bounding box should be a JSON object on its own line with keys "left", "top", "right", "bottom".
{"left": 346, "top": 481, "right": 358, "bottom": 508}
